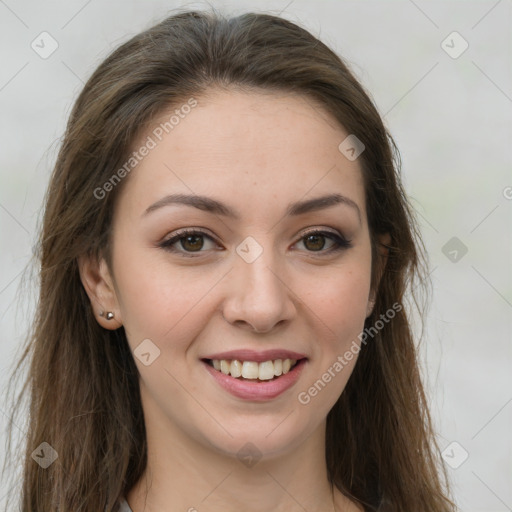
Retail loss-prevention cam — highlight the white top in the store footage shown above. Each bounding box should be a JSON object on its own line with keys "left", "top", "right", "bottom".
{"left": 119, "top": 497, "right": 133, "bottom": 512}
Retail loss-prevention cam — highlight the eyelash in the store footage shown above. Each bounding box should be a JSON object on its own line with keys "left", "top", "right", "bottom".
{"left": 158, "top": 228, "right": 352, "bottom": 258}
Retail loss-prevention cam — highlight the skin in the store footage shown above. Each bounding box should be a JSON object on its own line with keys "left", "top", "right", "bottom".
{"left": 80, "top": 89, "right": 388, "bottom": 511}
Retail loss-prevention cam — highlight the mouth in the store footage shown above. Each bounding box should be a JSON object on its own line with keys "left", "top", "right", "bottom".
{"left": 204, "top": 357, "right": 303, "bottom": 381}
{"left": 201, "top": 355, "right": 308, "bottom": 401}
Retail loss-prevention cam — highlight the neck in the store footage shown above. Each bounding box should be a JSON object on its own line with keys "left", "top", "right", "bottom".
{"left": 126, "top": 419, "right": 339, "bottom": 512}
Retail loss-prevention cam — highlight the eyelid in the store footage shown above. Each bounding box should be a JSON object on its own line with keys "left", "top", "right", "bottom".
{"left": 296, "top": 226, "right": 340, "bottom": 239}
{"left": 163, "top": 227, "right": 217, "bottom": 242}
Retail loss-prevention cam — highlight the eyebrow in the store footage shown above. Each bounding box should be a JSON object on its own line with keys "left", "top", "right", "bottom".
{"left": 143, "top": 192, "right": 361, "bottom": 223}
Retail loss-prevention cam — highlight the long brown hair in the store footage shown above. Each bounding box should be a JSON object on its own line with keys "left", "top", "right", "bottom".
{"left": 2, "top": 8, "right": 455, "bottom": 511}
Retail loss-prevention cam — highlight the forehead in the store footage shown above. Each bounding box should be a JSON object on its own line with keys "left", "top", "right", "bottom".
{"left": 115, "top": 88, "right": 367, "bottom": 222}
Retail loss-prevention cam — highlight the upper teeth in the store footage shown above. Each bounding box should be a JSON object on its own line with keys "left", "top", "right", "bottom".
{"left": 211, "top": 359, "right": 297, "bottom": 380}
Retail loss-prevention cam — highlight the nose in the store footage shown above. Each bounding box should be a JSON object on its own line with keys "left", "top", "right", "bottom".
{"left": 221, "top": 248, "right": 297, "bottom": 334}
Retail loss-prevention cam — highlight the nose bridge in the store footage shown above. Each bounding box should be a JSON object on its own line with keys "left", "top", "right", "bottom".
{"left": 222, "top": 235, "right": 295, "bottom": 332}
{"left": 240, "top": 247, "right": 280, "bottom": 293}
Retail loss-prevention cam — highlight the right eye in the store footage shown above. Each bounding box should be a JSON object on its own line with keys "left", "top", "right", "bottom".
{"left": 158, "top": 228, "right": 219, "bottom": 257}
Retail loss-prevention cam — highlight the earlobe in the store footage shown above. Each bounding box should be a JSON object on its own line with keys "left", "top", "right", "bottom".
{"left": 78, "top": 254, "right": 122, "bottom": 329}
{"left": 366, "top": 297, "right": 376, "bottom": 317}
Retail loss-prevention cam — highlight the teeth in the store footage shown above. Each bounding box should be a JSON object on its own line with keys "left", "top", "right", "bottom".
{"left": 241, "top": 361, "right": 259, "bottom": 379}
{"left": 209, "top": 358, "right": 299, "bottom": 379}
{"left": 220, "top": 360, "right": 230, "bottom": 375}
{"left": 230, "top": 359, "right": 242, "bottom": 378}
{"left": 258, "top": 361, "right": 275, "bottom": 380}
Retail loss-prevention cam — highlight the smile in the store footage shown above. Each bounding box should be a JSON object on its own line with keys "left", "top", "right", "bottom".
{"left": 202, "top": 357, "right": 307, "bottom": 401}
{"left": 207, "top": 358, "right": 299, "bottom": 380}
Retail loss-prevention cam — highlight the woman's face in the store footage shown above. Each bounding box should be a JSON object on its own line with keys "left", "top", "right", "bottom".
{"left": 101, "top": 89, "right": 374, "bottom": 458}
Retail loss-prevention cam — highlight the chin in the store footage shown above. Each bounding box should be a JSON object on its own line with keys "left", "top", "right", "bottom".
{"left": 196, "top": 411, "right": 322, "bottom": 463}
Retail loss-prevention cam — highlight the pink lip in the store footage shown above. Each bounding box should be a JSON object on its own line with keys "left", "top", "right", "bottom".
{"left": 202, "top": 349, "right": 307, "bottom": 363}
{"left": 203, "top": 359, "right": 307, "bottom": 401}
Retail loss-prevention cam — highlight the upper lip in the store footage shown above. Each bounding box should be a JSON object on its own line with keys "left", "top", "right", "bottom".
{"left": 202, "top": 349, "right": 308, "bottom": 363}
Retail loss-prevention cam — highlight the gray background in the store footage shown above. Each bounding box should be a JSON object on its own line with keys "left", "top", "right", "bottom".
{"left": 1, "top": 1, "right": 511, "bottom": 510}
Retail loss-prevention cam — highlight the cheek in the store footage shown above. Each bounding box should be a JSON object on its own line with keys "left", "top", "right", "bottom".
{"left": 315, "top": 271, "right": 369, "bottom": 323}
{"left": 295, "top": 269, "right": 371, "bottom": 416}
{"left": 300, "top": 259, "right": 372, "bottom": 340}
{"left": 111, "top": 242, "right": 220, "bottom": 347}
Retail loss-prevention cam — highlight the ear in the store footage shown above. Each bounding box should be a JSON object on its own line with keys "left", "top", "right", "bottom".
{"left": 78, "top": 253, "right": 123, "bottom": 330}
{"left": 366, "top": 232, "right": 391, "bottom": 318}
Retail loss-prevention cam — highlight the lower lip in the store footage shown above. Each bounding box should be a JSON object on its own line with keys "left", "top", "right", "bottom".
{"left": 203, "top": 359, "right": 307, "bottom": 401}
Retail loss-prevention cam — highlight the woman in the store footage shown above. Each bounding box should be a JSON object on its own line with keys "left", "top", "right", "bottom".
{"left": 3, "top": 8, "right": 456, "bottom": 512}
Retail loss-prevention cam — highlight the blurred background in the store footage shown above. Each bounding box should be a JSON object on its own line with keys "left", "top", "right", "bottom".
{"left": 0, "top": 1, "right": 510, "bottom": 510}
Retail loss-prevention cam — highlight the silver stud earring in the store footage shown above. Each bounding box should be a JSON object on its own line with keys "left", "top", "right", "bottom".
{"left": 99, "top": 311, "right": 114, "bottom": 320}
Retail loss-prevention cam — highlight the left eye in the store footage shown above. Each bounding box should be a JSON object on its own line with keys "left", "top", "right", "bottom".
{"left": 159, "top": 229, "right": 352, "bottom": 256}
{"left": 295, "top": 231, "right": 349, "bottom": 252}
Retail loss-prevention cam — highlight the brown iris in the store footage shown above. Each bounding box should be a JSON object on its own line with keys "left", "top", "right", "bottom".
{"left": 303, "top": 233, "right": 326, "bottom": 251}
{"left": 181, "top": 234, "right": 204, "bottom": 252}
